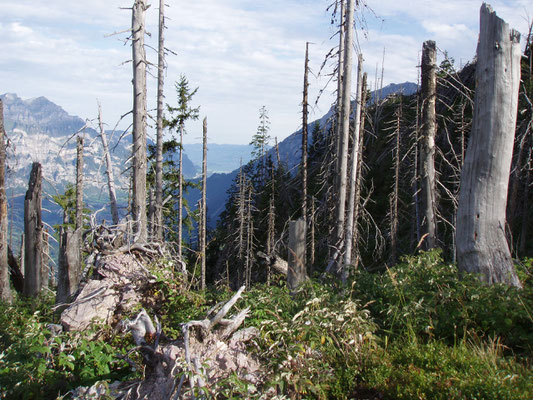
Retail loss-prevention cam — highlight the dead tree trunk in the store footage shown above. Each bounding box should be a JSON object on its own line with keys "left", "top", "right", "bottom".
{"left": 56, "top": 228, "right": 82, "bottom": 305}
{"left": 154, "top": 0, "right": 166, "bottom": 242}
{"left": 456, "top": 4, "right": 522, "bottom": 287}
{"left": 132, "top": 0, "right": 148, "bottom": 242}
{"left": 7, "top": 246, "right": 24, "bottom": 293}
{"left": 97, "top": 102, "right": 120, "bottom": 225}
{"left": 420, "top": 40, "right": 438, "bottom": 249}
{"left": 519, "top": 147, "right": 531, "bottom": 255}
{"left": 352, "top": 73, "right": 367, "bottom": 269}
{"left": 335, "top": 0, "right": 345, "bottom": 178}
{"left": 200, "top": 117, "right": 207, "bottom": 290}
{"left": 24, "top": 162, "right": 43, "bottom": 297}
{"left": 288, "top": 218, "right": 307, "bottom": 293}
{"left": 390, "top": 97, "right": 402, "bottom": 265}
{"left": 0, "top": 99, "right": 11, "bottom": 302}
{"left": 41, "top": 229, "right": 49, "bottom": 290}
{"left": 343, "top": 54, "right": 363, "bottom": 277}
{"left": 334, "top": 0, "right": 355, "bottom": 277}
{"left": 302, "top": 42, "right": 310, "bottom": 227}
{"left": 76, "top": 135, "right": 84, "bottom": 230}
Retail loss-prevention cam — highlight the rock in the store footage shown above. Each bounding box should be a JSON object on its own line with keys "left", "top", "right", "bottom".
{"left": 60, "top": 280, "right": 118, "bottom": 331}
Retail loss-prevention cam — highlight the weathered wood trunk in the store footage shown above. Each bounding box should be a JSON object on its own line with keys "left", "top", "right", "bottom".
{"left": 335, "top": 0, "right": 345, "bottom": 178}
{"left": 24, "top": 162, "right": 43, "bottom": 297}
{"left": 288, "top": 218, "right": 307, "bottom": 293}
{"left": 41, "top": 229, "right": 49, "bottom": 290}
{"left": 390, "top": 97, "right": 402, "bottom": 264}
{"left": 132, "top": 0, "right": 148, "bottom": 242}
{"left": 76, "top": 135, "right": 84, "bottom": 230}
{"left": 200, "top": 118, "right": 207, "bottom": 290}
{"left": 343, "top": 54, "right": 363, "bottom": 277}
{"left": 352, "top": 73, "right": 368, "bottom": 270}
{"left": 7, "top": 246, "right": 24, "bottom": 293}
{"left": 97, "top": 102, "right": 120, "bottom": 225}
{"left": 334, "top": 0, "right": 355, "bottom": 277}
{"left": 0, "top": 100, "right": 11, "bottom": 302}
{"left": 456, "top": 4, "right": 522, "bottom": 287}
{"left": 420, "top": 40, "right": 438, "bottom": 249}
{"left": 56, "top": 228, "right": 82, "bottom": 304}
{"left": 154, "top": 0, "right": 166, "bottom": 242}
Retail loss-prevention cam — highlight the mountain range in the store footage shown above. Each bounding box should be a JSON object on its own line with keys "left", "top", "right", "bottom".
{"left": 1, "top": 81, "right": 418, "bottom": 249}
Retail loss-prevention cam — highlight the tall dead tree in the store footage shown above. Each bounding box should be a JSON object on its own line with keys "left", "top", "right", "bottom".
{"left": 343, "top": 54, "right": 363, "bottom": 274}
{"left": 352, "top": 73, "right": 368, "bottom": 269}
{"left": 0, "top": 100, "right": 11, "bottom": 302}
{"left": 389, "top": 97, "right": 402, "bottom": 264}
{"left": 200, "top": 117, "right": 207, "bottom": 290}
{"left": 76, "top": 135, "right": 84, "bottom": 230}
{"left": 334, "top": 0, "right": 355, "bottom": 278}
{"left": 131, "top": 0, "right": 148, "bottom": 242}
{"left": 456, "top": 4, "right": 522, "bottom": 287}
{"left": 420, "top": 40, "right": 438, "bottom": 249}
{"left": 154, "top": 0, "right": 166, "bottom": 242}
{"left": 302, "top": 42, "right": 310, "bottom": 226}
{"left": 335, "top": 0, "right": 346, "bottom": 177}
{"left": 97, "top": 102, "right": 120, "bottom": 225}
{"left": 24, "top": 162, "right": 43, "bottom": 297}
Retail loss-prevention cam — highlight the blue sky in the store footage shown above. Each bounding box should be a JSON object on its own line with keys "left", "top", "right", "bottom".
{"left": 1, "top": 0, "right": 531, "bottom": 144}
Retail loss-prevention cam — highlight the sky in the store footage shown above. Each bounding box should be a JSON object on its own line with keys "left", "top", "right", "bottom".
{"left": 1, "top": 0, "right": 531, "bottom": 144}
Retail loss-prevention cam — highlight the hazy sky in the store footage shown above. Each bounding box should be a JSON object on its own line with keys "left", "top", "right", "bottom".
{"left": 1, "top": 0, "right": 531, "bottom": 144}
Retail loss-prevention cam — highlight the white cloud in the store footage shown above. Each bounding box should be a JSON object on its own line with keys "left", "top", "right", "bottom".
{"left": 1, "top": 0, "right": 531, "bottom": 144}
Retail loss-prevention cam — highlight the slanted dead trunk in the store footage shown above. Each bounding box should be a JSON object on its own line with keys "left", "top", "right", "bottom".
{"left": 456, "top": 4, "right": 522, "bottom": 287}
{"left": 132, "top": 0, "right": 148, "bottom": 242}
{"left": 0, "top": 99, "right": 11, "bottom": 302}
{"left": 420, "top": 40, "right": 438, "bottom": 249}
{"left": 24, "top": 162, "right": 43, "bottom": 297}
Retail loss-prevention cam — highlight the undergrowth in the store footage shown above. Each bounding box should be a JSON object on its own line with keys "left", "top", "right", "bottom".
{"left": 0, "top": 251, "right": 531, "bottom": 399}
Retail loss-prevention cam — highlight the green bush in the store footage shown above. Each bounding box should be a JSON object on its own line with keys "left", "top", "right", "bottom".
{"left": 362, "top": 339, "right": 532, "bottom": 399}
{"left": 242, "top": 279, "right": 377, "bottom": 399}
{"left": 0, "top": 296, "right": 131, "bottom": 399}
{"left": 352, "top": 250, "right": 533, "bottom": 353}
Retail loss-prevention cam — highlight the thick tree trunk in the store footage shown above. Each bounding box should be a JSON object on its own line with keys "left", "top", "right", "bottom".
{"left": 343, "top": 54, "right": 363, "bottom": 277}
{"left": 132, "top": 0, "right": 148, "bottom": 242}
{"left": 56, "top": 228, "right": 82, "bottom": 304}
{"left": 200, "top": 118, "right": 207, "bottom": 290}
{"left": 420, "top": 40, "right": 438, "bottom": 249}
{"left": 76, "top": 135, "right": 84, "bottom": 230}
{"left": 0, "top": 100, "right": 11, "bottom": 302}
{"left": 288, "top": 218, "right": 307, "bottom": 293}
{"left": 41, "top": 229, "right": 49, "bottom": 290}
{"left": 456, "top": 4, "right": 522, "bottom": 287}
{"left": 24, "top": 162, "right": 43, "bottom": 297}
{"left": 97, "top": 102, "right": 120, "bottom": 225}
{"left": 334, "top": 0, "right": 355, "bottom": 277}
{"left": 154, "top": 0, "right": 165, "bottom": 242}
